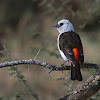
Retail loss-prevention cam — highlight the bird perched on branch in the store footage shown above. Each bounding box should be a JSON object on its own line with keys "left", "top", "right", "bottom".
{"left": 53, "top": 19, "right": 84, "bottom": 81}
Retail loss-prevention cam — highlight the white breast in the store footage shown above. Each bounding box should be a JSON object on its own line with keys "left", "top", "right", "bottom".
{"left": 57, "top": 33, "right": 68, "bottom": 61}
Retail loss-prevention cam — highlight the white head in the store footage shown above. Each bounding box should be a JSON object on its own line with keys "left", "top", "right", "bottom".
{"left": 53, "top": 19, "right": 74, "bottom": 34}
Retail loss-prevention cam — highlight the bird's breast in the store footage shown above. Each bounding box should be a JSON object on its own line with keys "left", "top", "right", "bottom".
{"left": 57, "top": 33, "right": 67, "bottom": 61}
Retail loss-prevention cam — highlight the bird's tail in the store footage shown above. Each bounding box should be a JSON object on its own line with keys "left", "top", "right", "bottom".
{"left": 71, "top": 64, "right": 76, "bottom": 80}
{"left": 71, "top": 48, "right": 82, "bottom": 81}
{"left": 71, "top": 63, "right": 82, "bottom": 81}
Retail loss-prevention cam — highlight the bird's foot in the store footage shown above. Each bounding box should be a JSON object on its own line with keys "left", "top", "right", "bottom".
{"left": 61, "top": 63, "right": 65, "bottom": 66}
{"left": 61, "top": 60, "right": 68, "bottom": 66}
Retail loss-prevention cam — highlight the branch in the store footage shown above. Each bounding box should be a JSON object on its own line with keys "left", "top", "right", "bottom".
{"left": 0, "top": 59, "right": 99, "bottom": 70}
{"left": 0, "top": 59, "right": 100, "bottom": 99}
{"left": 59, "top": 70, "right": 100, "bottom": 100}
{"left": 1, "top": 48, "right": 99, "bottom": 99}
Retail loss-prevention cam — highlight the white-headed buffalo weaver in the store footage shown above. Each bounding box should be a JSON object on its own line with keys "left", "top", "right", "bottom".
{"left": 53, "top": 19, "right": 84, "bottom": 81}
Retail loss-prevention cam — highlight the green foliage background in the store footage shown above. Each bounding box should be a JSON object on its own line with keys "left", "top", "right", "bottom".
{"left": 0, "top": 0, "right": 100, "bottom": 100}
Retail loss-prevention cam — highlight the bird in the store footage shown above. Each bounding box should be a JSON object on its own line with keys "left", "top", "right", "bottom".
{"left": 53, "top": 19, "right": 84, "bottom": 81}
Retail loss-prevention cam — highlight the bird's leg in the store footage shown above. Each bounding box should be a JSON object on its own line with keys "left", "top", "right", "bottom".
{"left": 61, "top": 60, "right": 68, "bottom": 66}
{"left": 61, "top": 60, "right": 69, "bottom": 73}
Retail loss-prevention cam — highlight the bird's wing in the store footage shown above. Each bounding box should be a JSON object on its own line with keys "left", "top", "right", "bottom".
{"left": 59, "top": 32, "right": 84, "bottom": 65}
{"left": 79, "top": 42, "right": 84, "bottom": 65}
{"left": 59, "top": 33, "right": 76, "bottom": 66}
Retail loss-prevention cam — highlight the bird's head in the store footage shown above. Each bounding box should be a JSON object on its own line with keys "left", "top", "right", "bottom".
{"left": 53, "top": 19, "right": 74, "bottom": 34}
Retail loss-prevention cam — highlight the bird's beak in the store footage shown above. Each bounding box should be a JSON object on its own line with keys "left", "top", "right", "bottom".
{"left": 52, "top": 23, "right": 60, "bottom": 28}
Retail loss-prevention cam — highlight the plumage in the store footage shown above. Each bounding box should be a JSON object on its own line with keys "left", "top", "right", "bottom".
{"left": 53, "top": 19, "right": 84, "bottom": 81}
{"left": 58, "top": 31, "right": 84, "bottom": 66}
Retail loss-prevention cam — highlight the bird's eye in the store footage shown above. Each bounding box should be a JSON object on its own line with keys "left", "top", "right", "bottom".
{"left": 60, "top": 23, "right": 63, "bottom": 26}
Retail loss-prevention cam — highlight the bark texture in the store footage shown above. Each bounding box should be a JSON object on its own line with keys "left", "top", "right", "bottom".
{"left": 59, "top": 70, "right": 100, "bottom": 100}
{"left": 0, "top": 59, "right": 99, "bottom": 100}
{"left": 0, "top": 59, "right": 99, "bottom": 70}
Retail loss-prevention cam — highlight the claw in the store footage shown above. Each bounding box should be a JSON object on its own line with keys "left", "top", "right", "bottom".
{"left": 61, "top": 63, "right": 64, "bottom": 66}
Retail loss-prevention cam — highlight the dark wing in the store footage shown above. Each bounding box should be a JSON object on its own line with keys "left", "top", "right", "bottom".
{"left": 59, "top": 32, "right": 76, "bottom": 65}
{"left": 59, "top": 31, "right": 84, "bottom": 65}
{"left": 76, "top": 34, "right": 84, "bottom": 65}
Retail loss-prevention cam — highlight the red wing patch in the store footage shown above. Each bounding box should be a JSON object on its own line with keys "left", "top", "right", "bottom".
{"left": 72, "top": 48, "right": 79, "bottom": 62}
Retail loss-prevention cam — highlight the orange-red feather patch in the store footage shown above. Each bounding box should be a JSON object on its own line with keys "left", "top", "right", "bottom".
{"left": 72, "top": 48, "right": 79, "bottom": 62}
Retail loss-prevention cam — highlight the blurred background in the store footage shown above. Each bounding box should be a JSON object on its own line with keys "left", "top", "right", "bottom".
{"left": 0, "top": 0, "right": 100, "bottom": 100}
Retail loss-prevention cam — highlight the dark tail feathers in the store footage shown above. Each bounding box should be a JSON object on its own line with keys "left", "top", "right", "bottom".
{"left": 71, "top": 63, "right": 82, "bottom": 81}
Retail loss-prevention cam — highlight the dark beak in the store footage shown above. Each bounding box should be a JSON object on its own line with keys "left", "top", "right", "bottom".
{"left": 52, "top": 23, "right": 60, "bottom": 28}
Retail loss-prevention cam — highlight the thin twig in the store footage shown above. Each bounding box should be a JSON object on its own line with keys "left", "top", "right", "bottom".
{"left": 43, "top": 51, "right": 47, "bottom": 62}
{"left": 48, "top": 68, "right": 54, "bottom": 74}
{"left": 34, "top": 49, "right": 41, "bottom": 60}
